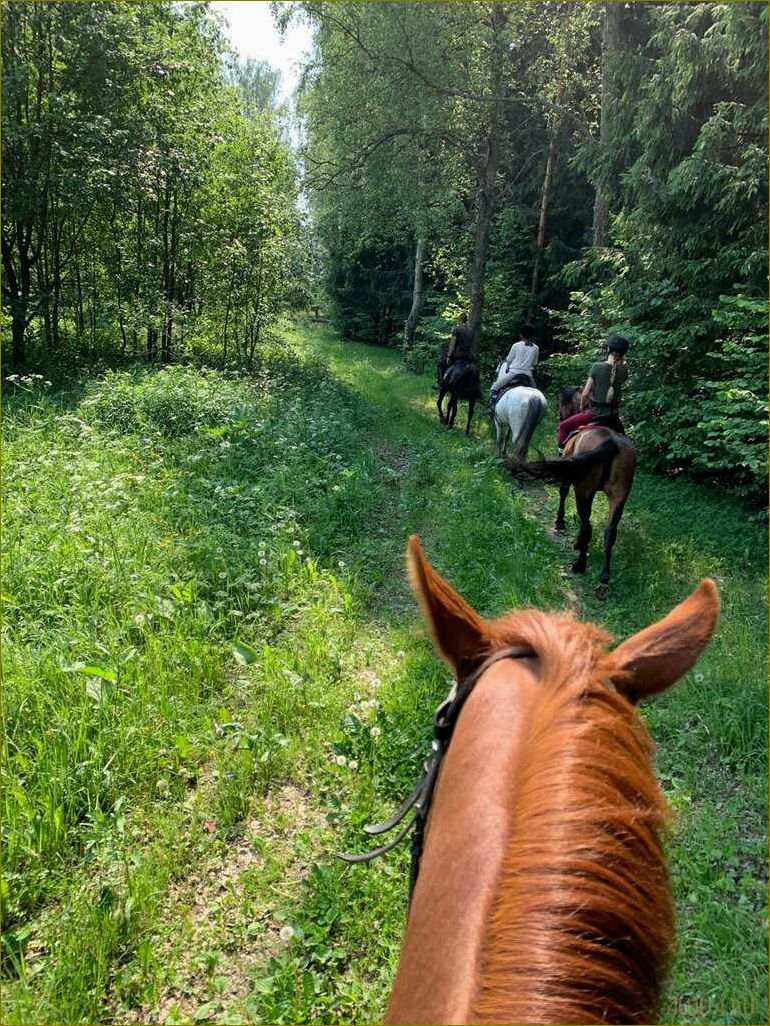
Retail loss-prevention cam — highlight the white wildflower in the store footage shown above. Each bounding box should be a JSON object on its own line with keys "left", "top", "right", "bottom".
{"left": 335, "top": 754, "right": 347, "bottom": 766}
{"left": 279, "top": 925, "right": 294, "bottom": 942}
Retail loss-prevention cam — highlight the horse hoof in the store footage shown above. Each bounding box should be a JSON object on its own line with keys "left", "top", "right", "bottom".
{"left": 596, "top": 582, "right": 610, "bottom": 600}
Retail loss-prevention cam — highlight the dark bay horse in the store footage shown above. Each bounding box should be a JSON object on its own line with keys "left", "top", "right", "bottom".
{"left": 437, "top": 359, "right": 482, "bottom": 435}
{"left": 379, "top": 536, "right": 718, "bottom": 1024}
{"left": 513, "top": 386, "right": 636, "bottom": 597}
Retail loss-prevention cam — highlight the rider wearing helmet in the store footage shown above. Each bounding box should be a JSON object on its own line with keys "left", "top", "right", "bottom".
{"left": 557, "top": 334, "right": 629, "bottom": 452}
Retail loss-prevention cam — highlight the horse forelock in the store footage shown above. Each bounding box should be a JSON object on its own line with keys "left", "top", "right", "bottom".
{"left": 471, "top": 611, "right": 674, "bottom": 1025}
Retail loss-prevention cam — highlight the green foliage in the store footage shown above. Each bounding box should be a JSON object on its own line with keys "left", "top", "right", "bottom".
{"left": 326, "top": 242, "right": 412, "bottom": 344}
{"left": 1, "top": 1, "right": 302, "bottom": 369}
{"left": 549, "top": 2, "right": 768, "bottom": 501}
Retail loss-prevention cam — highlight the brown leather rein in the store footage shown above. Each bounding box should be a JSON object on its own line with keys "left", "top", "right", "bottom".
{"left": 338, "top": 645, "right": 535, "bottom": 902}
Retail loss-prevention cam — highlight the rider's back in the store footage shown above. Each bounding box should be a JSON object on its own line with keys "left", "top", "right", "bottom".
{"left": 452, "top": 324, "right": 474, "bottom": 361}
{"left": 505, "top": 339, "right": 539, "bottom": 374}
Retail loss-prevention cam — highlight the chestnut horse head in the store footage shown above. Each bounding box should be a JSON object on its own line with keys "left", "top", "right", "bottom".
{"left": 385, "top": 536, "right": 718, "bottom": 1025}
{"left": 558, "top": 384, "right": 582, "bottom": 421}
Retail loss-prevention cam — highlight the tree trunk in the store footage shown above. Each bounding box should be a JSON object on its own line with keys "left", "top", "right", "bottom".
{"left": 468, "top": 6, "right": 507, "bottom": 356}
{"left": 592, "top": 2, "right": 622, "bottom": 247}
{"left": 50, "top": 211, "right": 61, "bottom": 349}
{"left": 532, "top": 132, "right": 557, "bottom": 296}
{"left": 468, "top": 121, "right": 502, "bottom": 354}
{"left": 247, "top": 253, "right": 264, "bottom": 368}
{"left": 74, "top": 259, "right": 85, "bottom": 336}
{"left": 222, "top": 261, "right": 237, "bottom": 366}
{"left": 161, "top": 182, "right": 173, "bottom": 363}
{"left": 2, "top": 232, "right": 33, "bottom": 367}
{"left": 403, "top": 235, "right": 426, "bottom": 351}
{"left": 38, "top": 258, "right": 51, "bottom": 349}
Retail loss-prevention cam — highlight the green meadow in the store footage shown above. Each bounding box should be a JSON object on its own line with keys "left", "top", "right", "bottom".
{"left": 2, "top": 325, "right": 766, "bottom": 1025}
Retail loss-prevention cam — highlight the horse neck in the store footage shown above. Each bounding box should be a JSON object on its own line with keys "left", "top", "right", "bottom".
{"left": 387, "top": 614, "right": 674, "bottom": 1026}
{"left": 385, "top": 655, "right": 542, "bottom": 1025}
{"left": 472, "top": 615, "right": 674, "bottom": 1025}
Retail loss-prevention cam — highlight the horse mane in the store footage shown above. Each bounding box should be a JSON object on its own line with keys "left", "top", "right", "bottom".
{"left": 472, "top": 611, "right": 675, "bottom": 1025}
{"left": 560, "top": 384, "right": 581, "bottom": 403}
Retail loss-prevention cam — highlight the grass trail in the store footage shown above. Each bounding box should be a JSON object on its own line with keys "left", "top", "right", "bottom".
{"left": 2, "top": 324, "right": 766, "bottom": 1025}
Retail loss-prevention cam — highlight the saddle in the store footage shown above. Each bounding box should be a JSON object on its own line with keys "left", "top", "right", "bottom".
{"left": 489, "top": 374, "right": 532, "bottom": 414}
{"left": 563, "top": 416, "right": 625, "bottom": 455}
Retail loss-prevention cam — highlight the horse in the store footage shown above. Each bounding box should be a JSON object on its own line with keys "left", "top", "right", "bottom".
{"left": 437, "top": 361, "right": 482, "bottom": 435}
{"left": 493, "top": 385, "right": 547, "bottom": 460}
{"left": 349, "top": 536, "right": 718, "bottom": 1025}
{"left": 511, "top": 386, "right": 636, "bottom": 598}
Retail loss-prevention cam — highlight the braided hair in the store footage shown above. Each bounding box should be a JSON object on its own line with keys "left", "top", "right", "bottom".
{"left": 605, "top": 334, "right": 629, "bottom": 405}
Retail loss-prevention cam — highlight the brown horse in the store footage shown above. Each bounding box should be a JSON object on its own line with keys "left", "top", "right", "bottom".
{"left": 380, "top": 536, "right": 718, "bottom": 1025}
{"left": 514, "top": 386, "right": 636, "bottom": 597}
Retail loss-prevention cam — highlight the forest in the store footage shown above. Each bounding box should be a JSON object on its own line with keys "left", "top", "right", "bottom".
{"left": 2, "top": 2, "right": 306, "bottom": 370}
{"left": 3, "top": 1, "right": 767, "bottom": 499}
{"left": 2, "top": 3, "right": 768, "bottom": 1025}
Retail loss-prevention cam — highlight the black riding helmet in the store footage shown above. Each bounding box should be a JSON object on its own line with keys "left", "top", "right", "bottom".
{"left": 607, "top": 334, "right": 630, "bottom": 356}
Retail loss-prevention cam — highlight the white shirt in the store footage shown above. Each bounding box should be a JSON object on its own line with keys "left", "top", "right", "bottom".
{"left": 505, "top": 340, "right": 539, "bottom": 374}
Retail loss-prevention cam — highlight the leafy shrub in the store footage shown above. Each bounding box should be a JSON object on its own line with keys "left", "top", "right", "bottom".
{"left": 81, "top": 367, "right": 251, "bottom": 436}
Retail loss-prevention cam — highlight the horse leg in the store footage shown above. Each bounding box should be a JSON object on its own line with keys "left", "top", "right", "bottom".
{"left": 465, "top": 398, "right": 475, "bottom": 436}
{"left": 596, "top": 498, "right": 626, "bottom": 598}
{"left": 497, "top": 421, "right": 510, "bottom": 457}
{"left": 448, "top": 397, "right": 457, "bottom": 428}
{"left": 571, "top": 488, "right": 594, "bottom": 574}
{"left": 555, "top": 481, "right": 570, "bottom": 532}
{"left": 437, "top": 387, "right": 447, "bottom": 424}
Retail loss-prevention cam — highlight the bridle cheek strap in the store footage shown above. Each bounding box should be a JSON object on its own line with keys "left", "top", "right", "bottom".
{"left": 338, "top": 645, "right": 535, "bottom": 903}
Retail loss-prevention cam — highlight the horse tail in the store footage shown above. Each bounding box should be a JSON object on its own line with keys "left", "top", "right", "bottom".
{"left": 513, "top": 393, "right": 545, "bottom": 460}
{"left": 508, "top": 438, "right": 619, "bottom": 485}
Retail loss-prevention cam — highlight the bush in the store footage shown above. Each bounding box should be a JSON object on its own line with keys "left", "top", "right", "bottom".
{"left": 80, "top": 367, "right": 251, "bottom": 436}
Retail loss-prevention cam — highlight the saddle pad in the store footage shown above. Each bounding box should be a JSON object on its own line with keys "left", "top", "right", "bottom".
{"left": 562, "top": 423, "right": 602, "bottom": 456}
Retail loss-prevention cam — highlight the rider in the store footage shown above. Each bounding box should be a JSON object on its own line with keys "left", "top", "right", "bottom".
{"left": 443, "top": 313, "right": 474, "bottom": 386}
{"left": 489, "top": 322, "right": 539, "bottom": 413}
{"left": 557, "top": 334, "right": 629, "bottom": 452}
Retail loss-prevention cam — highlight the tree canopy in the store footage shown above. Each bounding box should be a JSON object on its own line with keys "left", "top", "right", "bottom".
{"left": 2, "top": 0, "right": 304, "bottom": 369}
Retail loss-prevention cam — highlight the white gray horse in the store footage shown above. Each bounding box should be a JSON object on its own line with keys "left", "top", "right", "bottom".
{"left": 493, "top": 385, "right": 547, "bottom": 460}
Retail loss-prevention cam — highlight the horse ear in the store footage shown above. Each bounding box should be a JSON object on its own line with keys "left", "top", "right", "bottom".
{"left": 612, "top": 579, "right": 719, "bottom": 703}
{"left": 406, "top": 535, "right": 489, "bottom": 677}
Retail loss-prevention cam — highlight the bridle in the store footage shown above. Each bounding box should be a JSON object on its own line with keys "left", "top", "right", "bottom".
{"left": 338, "top": 645, "right": 535, "bottom": 902}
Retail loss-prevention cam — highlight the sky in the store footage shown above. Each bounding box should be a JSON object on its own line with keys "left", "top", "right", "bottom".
{"left": 212, "top": 2, "right": 314, "bottom": 102}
